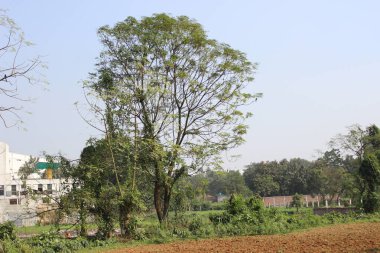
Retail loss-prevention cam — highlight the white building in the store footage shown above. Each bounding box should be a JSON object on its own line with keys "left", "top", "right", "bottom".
{"left": 0, "top": 141, "right": 64, "bottom": 226}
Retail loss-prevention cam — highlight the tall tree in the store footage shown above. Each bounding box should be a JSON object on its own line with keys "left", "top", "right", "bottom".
{"left": 87, "top": 14, "right": 259, "bottom": 222}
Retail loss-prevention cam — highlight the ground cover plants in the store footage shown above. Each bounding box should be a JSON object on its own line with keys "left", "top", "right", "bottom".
{"left": 2, "top": 195, "right": 380, "bottom": 253}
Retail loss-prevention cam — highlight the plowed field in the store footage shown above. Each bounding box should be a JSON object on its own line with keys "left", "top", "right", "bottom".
{"left": 106, "top": 222, "right": 380, "bottom": 253}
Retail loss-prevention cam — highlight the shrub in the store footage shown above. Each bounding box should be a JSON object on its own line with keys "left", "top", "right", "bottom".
{"left": 246, "top": 195, "right": 264, "bottom": 212}
{"left": 188, "top": 216, "right": 203, "bottom": 233}
{"left": 191, "top": 200, "right": 212, "bottom": 211}
{"left": 24, "top": 232, "right": 113, "bottom": 252}
{"left": 172, "top": 227, "right": 191, "bottom": 238}
{"left": 0, "top": 221, "right": 16, "bottom": 241}
{"left": 291, "top": 193, "right": 302, "bottom": 212}
{"left": 0, "top": 239, "right": 34, "bottom": 253}
{"left": 209, "top": 213, "right": 231, "bottom": 225}
{"left": 209, "top": 202, "right": 225, "bottom": 210}
{"left": 226, "top": 194, "right": 247, "bottom": 215}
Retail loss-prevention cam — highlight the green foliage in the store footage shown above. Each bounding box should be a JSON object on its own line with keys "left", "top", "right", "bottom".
{"left": 291, "top": 193, "right": 302, "bottom": 212}
{"left": 246, "top": 195, "right": 265, "bottom": 212}
{"left": 207, "top": 170, "right": 251, "bottom": 196}
{"left": 359, "top": 125, "right": 380, "bottom": 213}
{"left": 18, "top": 156, "right": 40, "bottom": 180}
{"left": 209, "top": 202, "right": 226, "bottom": 210}
{"left": 209, "top": 213, "right": 231, "bottom": 225}
{"left": 0, "top": 230, "right": 113, "bottom": 253}
{"left": 0, "top": 238, "right": 33, "bottom": 253}
{"left": 226, "top": 194, "right": 248, "bottom": 215}
{"left": 0, "top": 222, "right": 16, "bottom": 241}
{"left": 190, "top": 200, "right": 212, "bottom": 211}
{"left": 328, "top": 124, "right": 380, "bottom": 212}
{"left": 59, "top": 136, "right": 146, "bottom": 238}
{"left": 125, "top": 217, "right": 146, "bottom": 241}
{"left": 24, "top": 232, "right": 112, "bottom": 252}
{"left": 243, "top": 159, "right": 314, "bottom": 196}
{"left": 3, "top": 209, "right": 380, "bottom": 252}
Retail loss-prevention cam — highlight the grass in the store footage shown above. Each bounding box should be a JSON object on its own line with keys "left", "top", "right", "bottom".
{"left": 75, "top": 242, "right": 128, "bottom": 253}
{"left": 10, "top": 208, "right": 380, "bottom": 253}
{"left": 16, "top": 223, "right": 98, "bottom": 235}
{"left": 75, "top": 217, "right": 380, "bottom": 253}
{"left": 12, "top": 208, "right": 301, "bottom": 235}
{"left": 16, "top": 224, "right": 71, "bottom": 235}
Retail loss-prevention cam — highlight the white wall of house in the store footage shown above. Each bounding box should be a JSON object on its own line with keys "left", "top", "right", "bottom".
{"left": 0, "top": 141, "right": 64, "bottom": 226}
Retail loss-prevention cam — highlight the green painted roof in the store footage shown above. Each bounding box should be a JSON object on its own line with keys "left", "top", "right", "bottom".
{"left": 35, "top": 162, "right": 60, "bottom": 170}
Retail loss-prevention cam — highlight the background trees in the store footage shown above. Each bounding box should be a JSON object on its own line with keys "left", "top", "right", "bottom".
{"left": 243, "top": 161, "right": 280, "bottom": 196}
{"left": 359, "top": 125, "right": 380, "bottom": 212}
{"left": 312, "top": 149, "right": 357, "bottom": 202}
{"left": 243, "top": 159, "right": 314, "bottom": 197}
{"left": 207, "top": 170, "right": 250, "bottom": 196}
{"left": 327, "top": 124, "right": 380, "bottom": 212}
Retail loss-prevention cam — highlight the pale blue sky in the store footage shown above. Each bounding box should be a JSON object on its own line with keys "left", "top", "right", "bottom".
{"left": 1, "top": 0, "right": 380, "bottom": 170}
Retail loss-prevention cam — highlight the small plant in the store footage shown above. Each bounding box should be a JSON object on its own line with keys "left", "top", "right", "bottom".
{"left": 291, "top": 193, "right": 302, "bottom": 213}
{"left": 226, "top": 194, "right": 247, "bottom": 215}
{"left": 209, "top": 213, "right": 231, "bottom": 225}
{"left": 246, "top": 195, "right": 265, "bottom": 212}
{"left": 0, "top": 221, "right": 16, "bottom": 240}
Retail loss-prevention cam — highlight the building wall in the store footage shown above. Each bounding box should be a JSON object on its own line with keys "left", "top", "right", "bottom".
{"left": 262, "top": 194, "right": 341, "bottom": 208}
{"left": 0, "top": 141, "right": 64, "bottom": 226}
{"left": 0, "top": 142, "right": 10, "bottom": 180}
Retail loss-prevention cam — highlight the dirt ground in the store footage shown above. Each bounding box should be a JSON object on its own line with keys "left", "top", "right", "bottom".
{"left": 106, "top": 222, "right": 380, "bottom": 253}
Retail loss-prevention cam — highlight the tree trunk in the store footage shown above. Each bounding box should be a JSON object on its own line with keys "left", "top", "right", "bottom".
{"left": 79, "top": 201, "right": 87, "bottom": 236}
{"left": 162, "top": 184, "right": 171, "bottom": 219}
{"left": 154, "top": 178, "right": 172, "bottom": 224}
{"left": 119, "top": 197, "right": 135, "bottom": 237}
{"left": 154, "top": 180, "right": 164, "bottom": 223}
{"left": 119, "top": 207, "right": 131, "bottom": 237}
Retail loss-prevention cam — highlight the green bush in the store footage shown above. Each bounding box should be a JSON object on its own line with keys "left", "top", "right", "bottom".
{"left": 172, "top": 227, "right": 191, "bottom": 238}
{"left": 246, "top": 195, "right": 264, "bottom": 212}
{"left": 23, "top": 232, "right": 112, "bottom": 252}
{"left": 226, "top": 194, "right": 247, "bottom": 215}
{"left": 209, "top": 213, "right": 231, "bottom": 225}
{"left": 209, "top": 202, "right": 226, "bottom": 210}
{"left": 0, "top": 222, "right": 16, "bottom": 241}
{"left": 0, "top": 239, "right": 33, "bottom": 253}
{"left": 191, "top": 200, "right": 212, "bottom": 211}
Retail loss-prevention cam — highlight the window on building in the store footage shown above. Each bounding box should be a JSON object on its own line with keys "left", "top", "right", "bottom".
{"left": 11, "top": 185, "right": 17, "bottom": 195}
{"left": 38, "top": 184, "right": 43, "bottom": 192}
{"left": 9, "top": 199, "right": 17, "bottom": 205}
{"left": 47, "top": 184, "right": 52, "bottom": 194}
{"left": 0, "top": 185, "right": 4, "bottom": 196}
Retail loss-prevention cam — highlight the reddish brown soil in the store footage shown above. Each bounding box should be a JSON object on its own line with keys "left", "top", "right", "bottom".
{"left": 106, "top": 222, "right": 380, "bottom": 253}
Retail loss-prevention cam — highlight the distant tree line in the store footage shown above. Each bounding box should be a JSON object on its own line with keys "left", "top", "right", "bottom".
{"left": 171, "top": 124, "right": 380, "bottom": 214}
